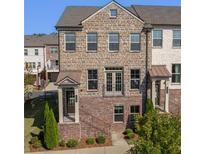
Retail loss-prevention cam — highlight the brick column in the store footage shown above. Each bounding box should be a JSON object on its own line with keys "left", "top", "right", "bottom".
{"left": 58, "top": 87, "right": 63, "bottom": 123}
{"left": 75, "top": 87, "right": 79, "bottom": 123}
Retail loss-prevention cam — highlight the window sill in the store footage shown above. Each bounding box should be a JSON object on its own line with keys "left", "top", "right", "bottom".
{"left": 86, "top": 51, "right": 97, "bottom": 53}
{"left": 108, "top": 50, "right": 119, "bottom": 53}
{"left": 110, "top": 16, "right": 117, "bottom": 19}
{"left": 87, "top": 89, "right": 98, "bottom": 92}
{"left": 113, "top": 121, "right": 124, "bottom": 124}
{"left": 65, "top": 50, "right": 76, "bottom": 53}
{"left": 130, "top": 50, "right": 140, "bottom": 53}
{"left": 152, "top": 46, "right": 163, "bottom": 49}
{"left": 171, "top": 83, "right": 181, "bottom": 85}
{"left": 172, "top": 46, "right": 181, "bottom": 49}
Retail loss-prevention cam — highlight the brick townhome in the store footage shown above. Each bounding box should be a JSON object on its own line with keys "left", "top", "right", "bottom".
{"left": 55, "top": 1, "right": 181, "bottom": 139}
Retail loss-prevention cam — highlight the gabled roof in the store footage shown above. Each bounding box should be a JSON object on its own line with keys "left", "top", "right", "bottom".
{"left": 55, "top": 70, "right": 81, "bottom": 86}
{"left": 24, "top": 34, "right": 58, "bottom": 47}
{"left": 56, "top": 4, "right": 181, "bottom": 28}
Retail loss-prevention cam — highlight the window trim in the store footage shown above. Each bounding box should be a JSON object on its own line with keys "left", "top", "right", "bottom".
{"left": 86, "top": 33, "right": 98, "bottom": 52}
{"left": 50, "top": 47, "right": 58, "bottom": 54}
{"left": 152, "top": 29, "right": 163, "bottom": 48}
{"left": 113, "top": 104, "right": 124, "bottom": 123}
{"left": 65, "top": 32, "right": 76, "bottom": 52}
{"left": 34, "top": 49, "right": 39, "bottom": 56}
{"left": 129, "top": 105, "right": 140, "bottom": 122}
{"left": 171, "top": 64, "right": 181, "bottom": 84}
{"left": 172, "top": 29, "right": 181, "bottom": 48}
{"left": 87, "top": 69, "right": 98, "bottom": 91}
{"left": 24, "top": 49, "right": 28, "bottom": 56}
{"left": 130, "top": 69, "right": 141, "bottom": 90}
{"left": 130, "top": 33, "right": 141, "bottom": 52}
{"left": 108, "top": 33, "right": 119, "bottom": 52}
{"left": 110, "top": 9, "right": 117, "bottom": 18}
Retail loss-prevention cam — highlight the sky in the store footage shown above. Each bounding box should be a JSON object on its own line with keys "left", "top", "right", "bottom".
{"left": 25, "top": 0, "right": 181, "bottom": 35}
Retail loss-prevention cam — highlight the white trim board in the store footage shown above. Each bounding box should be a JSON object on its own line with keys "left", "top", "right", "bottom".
{"left": 81, "top": 1, "right": 144, "bottom": 24}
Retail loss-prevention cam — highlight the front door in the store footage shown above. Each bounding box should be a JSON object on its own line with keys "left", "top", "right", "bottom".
{"left": 155, "top": 80, "right": 160, "bottom": 106}
{"left": 65, "top": 87, "right": 75, "bottom": 121}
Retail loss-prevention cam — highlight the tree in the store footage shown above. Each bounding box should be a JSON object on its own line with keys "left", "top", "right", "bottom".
{"left": 24, "top": 63, "right": 35, "bottom": 97}
{"left": 131, "top": 111, "right": 181, "bottom": 154}
{"left": 44, "top": 102, "right": 49, "bottom": 122}
{"left": 145, "top": 99, "right": 154, "bottom": 113}
{"left": 44, "top": 109, "right": 59, "bottom": 149}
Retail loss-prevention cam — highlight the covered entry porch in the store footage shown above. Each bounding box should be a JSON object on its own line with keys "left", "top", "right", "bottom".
{"left": 55, "top": 70, "right": 81, "bottom": 123}
{"left": 149, "top": 65, "right": 171, "bottom": 112}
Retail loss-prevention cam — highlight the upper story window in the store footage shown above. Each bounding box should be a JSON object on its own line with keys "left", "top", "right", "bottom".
{"left": 172, "top": 64, "right": 181, "bottom": 84}
{"left": 87, "top": 33, "right": 97, "bottom": 51}
{"left": 35, "top": 49, "right": 38, "bottom": 55}
{"left": 130, "top": 105, "right": 140, "bottom": 122}
{"left": 173, "top": 30, "right": 181, "bottom": 47}
{"left": 109, "top": 33, "right": 119, "bottom": 51}
{"left": 55, "top": 60, "right": 59, "bottom": 66}
{"left": 110, "top": 9, "right": 117, "bottom": 18}
{"left": 130, "top": 33, "right": 140, "bottom": 51}
{"left": 38, "top": 62, "right": 41, "bottom": 68}
{"left": 32, "top": 62, "right": 36, "bottom": 69}
{"left": 50, "top": 47, "right": 58, "bottom": 54}
{"left": 65, "top": 33, "right": 76, "bottom": 51}
{"left": 114, "top": 105, "right": 124, "bottom": 122}
{"left": 130, "top": 69, "right": 140, "bottom": 89}
{"left": 153, "top": 30, "right": 163, "bottom": 47}
{"left": 88, "top": 69, "right": 98, "bottom": 90}
{"left": 24, "top": 49, "right": 28, "bottom": 56}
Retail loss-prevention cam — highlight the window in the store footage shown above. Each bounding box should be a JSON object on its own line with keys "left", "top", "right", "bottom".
{"left": 87, "top": 33, "right": 97, "bottom": 51}
{"left": 130, "top": 69, "right": 140, "bottom": 89}
{"left": 24, "top": 49, "right": 28, "bottom": 56}
{"left": 35, "top": 49, "right": 38, "bottom": 55}
{"left": 110, "top": 9, "right": 117, "bottom": 17}
{"left": 38, "top": 62, "right": 41, "bottom": 68}
{"left": 130, "top": 33, "right": 140, "bottom": 51}
{"left": 55, "top": 60, "right": 59, "bottom": 66}
{"left": 109, "top": 33, "right": 119, "bottom": 51}
{"left": 153, "top": 30, "right": 162, "bottom": 47}
{"left": 114, "top": 105, "right": 124, "bottom": 122}
{"left": 88, "top": 70, "right": 98, "bottom": 90}
{"left": 32, "top": 62, "right": 36, "bottom": 69}
{"left": 130, "top": 105, "right": 140, "bottom": 122}
{"left": 172, "top": 64, "right": 181, "bottom": 83}
{"left": 105, "top": 67, "right": 123, "bottom": 95}
{"left": 65, "top": 33, "right": 76, "bottom": 51}
{"left": 173, "top": 30, "right": 181, "bottom": 47}
{"left": 50, "top": 47, "right": 58, "bottom": 53}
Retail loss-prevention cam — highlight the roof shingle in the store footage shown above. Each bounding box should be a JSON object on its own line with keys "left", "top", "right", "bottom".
{"left": 149, "top": 65, "right": 171, "bottom": 78}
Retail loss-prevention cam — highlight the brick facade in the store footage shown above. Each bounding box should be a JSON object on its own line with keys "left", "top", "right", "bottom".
{"left": 169, "top": 89, "right": 181, "bottom": 115}
{"left": 58, "top": 3, "right": 152, "bottom": 139}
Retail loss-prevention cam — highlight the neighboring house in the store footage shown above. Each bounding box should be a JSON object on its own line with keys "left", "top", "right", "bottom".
{"left": 24, "top": 34, "right": 59, "bottom": 86}
{"left": 55, "top": 1, "right": 181, "bottom": 139}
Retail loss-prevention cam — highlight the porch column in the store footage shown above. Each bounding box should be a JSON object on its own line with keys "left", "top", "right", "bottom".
{"left": 75, "top": 88, "right": 79, "bottom": 123}
{"left": 164, "top": 80, "right": 169, "bottom": 112}
{"left": 151, "top": 80, "right": 156, "bottom": 108}
{"left": 58, "top": 87, "right": 63, "bottom": 123}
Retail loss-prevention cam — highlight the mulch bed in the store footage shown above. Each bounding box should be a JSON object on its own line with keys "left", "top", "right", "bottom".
{"left": 29, "top": 138, "right": 112, "bottom": 152}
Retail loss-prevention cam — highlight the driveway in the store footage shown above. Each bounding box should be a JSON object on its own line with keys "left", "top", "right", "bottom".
{"left": 25, "top": 145, "right": 130, "bottom": 154}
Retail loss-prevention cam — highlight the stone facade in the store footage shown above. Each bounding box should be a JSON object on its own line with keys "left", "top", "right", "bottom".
{"left": 57, "top": 3, "right": 152, "bottom": 139}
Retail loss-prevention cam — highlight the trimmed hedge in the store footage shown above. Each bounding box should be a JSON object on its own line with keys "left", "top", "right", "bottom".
{"left": 86, "top": 137, "right": 95, "bottom": 145}
{"left": 96, "top": 135, "right": 106, "bottom": 144}
{"left": 67, "top": 139, "right": 78, "bottom": 148}
{"left": 125, "top": 128, "right": 133, "bottom": 134}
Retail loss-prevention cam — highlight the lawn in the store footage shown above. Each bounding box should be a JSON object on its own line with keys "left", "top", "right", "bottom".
{"left": 24, "top": 94, "right": 58, "bottom": 152}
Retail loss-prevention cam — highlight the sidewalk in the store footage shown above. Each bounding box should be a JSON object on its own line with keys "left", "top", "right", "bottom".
{"left": 25, "top": 145, "right": 130, "bottom": 154}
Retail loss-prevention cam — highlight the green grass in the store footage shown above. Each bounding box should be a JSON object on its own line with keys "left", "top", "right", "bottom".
{"left": 24, "top": 95, "right": 58, "bottom": 152}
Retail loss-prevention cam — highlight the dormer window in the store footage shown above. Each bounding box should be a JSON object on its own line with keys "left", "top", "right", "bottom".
{"left": 110, "top": 9, "right": 117, "bottom": 18}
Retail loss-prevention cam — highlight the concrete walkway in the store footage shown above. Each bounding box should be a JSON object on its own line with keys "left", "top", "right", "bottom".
{"left": 25, "top": 145, "right": 130, "bottom": 154}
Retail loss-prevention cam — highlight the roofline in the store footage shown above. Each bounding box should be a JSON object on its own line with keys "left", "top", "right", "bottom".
{"left": 24, "top": 46, "right": 45, "bottom": 48}
{"left": 81, "top": 0, "right": 144, "bottom": 24}
{"left": 132, "top": 4, "right": 181, "bottom": 7}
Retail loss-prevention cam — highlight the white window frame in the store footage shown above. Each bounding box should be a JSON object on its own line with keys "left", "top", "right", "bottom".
{"left": 108, "top": 33, "right": 119, "bottom": 52}
{"left": 65, "top": 33, "right": 76, "bottom": 52}
{"left": 171, "top": 64, "right": 181, "bottom": 84}
{"left": 130, "top": 69, "right": 140, "bottom": 90}
{"left": 37, "top": 62, "right": 41, "bottom": 68}
{"left": 152, "top": 29, "right": 163, "bottom": 48}
{"left": 172, "top": 29, "right": 181, "bottom": 48}
{"left": 113, "top": 105, "right": 124, "bottom": 123}
{"left": 87, "top": 69, "right": 98, "bottom": 91}
{"left": 86, "top": 33, "right": 97, "bottom": 52}
{"left": 34, "top": 49, "right": 38, "bottom": 56}
{"left": 130, "top": 33, "right": 140, "bottom": 52}
{"left": 110, "top": 9, "right": 117, "bottom": 18}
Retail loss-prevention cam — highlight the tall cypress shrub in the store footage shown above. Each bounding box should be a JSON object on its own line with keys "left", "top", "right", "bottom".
{"left": 44, "top": 109, "right": 59, "bottom": 149}
{"left": 145, "top": 99, "right": 154, "bottom": 113}
{"left": 44, "top": 101, "right": 49, "bottom": 122}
